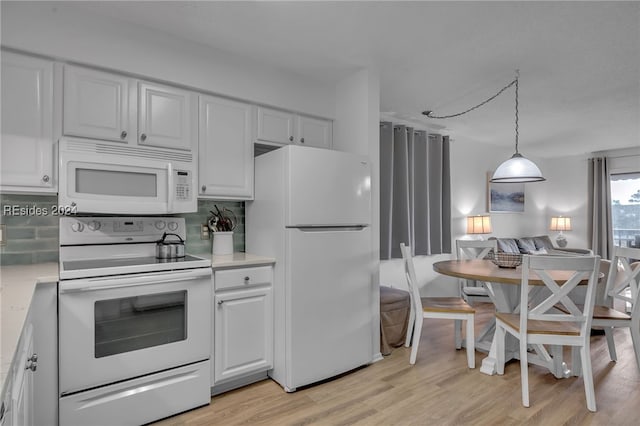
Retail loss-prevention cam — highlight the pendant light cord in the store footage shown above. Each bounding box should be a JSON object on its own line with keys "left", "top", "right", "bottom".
{"left": 424, "top": 71, "right": 521, "bottom": 154}
{"left": 514, "top": 77, "right": 519, "bottom": 154}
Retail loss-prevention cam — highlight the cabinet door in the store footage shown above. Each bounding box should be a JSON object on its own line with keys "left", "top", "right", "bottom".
{"left": 1, "top": 52, "right": 54, "bottom": 189}
{"left": 30, "top": 282, "right": 57, "bottom": 426}
{"left": 63, "top": 65, "right": 131, "bottom": 143}
{"left": 138, "top": 82, "right": 194, "bottom": 151}
{"left": 256, "top": 106, "right": 294, "bottom": 145}
{"left": 11, "top": 325, "right": 35, "bottom": 426}
{"left": 214, "top": 287, "right": 273, "bottom": 383}
{"left": 199, "top": 96, "right": 253, "bottom": 199}
{"left": 296, "top": 115, "right": 332, "bottom": 149}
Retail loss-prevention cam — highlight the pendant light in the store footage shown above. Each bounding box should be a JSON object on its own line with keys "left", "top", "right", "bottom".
{"left": 423, "top": 70, "right": 545, "bottom": 183}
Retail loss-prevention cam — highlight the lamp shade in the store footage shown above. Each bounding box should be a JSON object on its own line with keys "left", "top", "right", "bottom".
{"left": 550, "top": 216, "right": 572, "bottom": 232}
{"left": 467, "top": 215, "right": 492, "bottom": 234}
{"left": 491, "top": 153, "right": 546, "bottom": 183}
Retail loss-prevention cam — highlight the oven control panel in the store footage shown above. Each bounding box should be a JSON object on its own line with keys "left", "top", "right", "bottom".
{"left": 60, "top": 217, "right": 186, "bottom": 245}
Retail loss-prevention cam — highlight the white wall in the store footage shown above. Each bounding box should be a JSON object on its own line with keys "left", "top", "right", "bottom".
{"left": 532, "top": 154, "right": 590, "bottom": 249}
{"left": 334, "top": 68, "right": 382, "bottom": 360}
{"left": 1, "top": 2, "right": 334, "bottom": 117}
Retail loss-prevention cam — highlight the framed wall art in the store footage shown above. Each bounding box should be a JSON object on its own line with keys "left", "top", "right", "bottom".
{"left": 487, "top": 172, "right": 525, "bottom": 213}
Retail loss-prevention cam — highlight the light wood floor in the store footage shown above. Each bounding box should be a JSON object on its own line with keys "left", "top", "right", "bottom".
{"left": 155, "top": 304, "right": 640, "bottom": 425}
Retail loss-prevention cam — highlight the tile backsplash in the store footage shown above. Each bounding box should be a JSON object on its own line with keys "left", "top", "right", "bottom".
{"left": 179, "top": 199, "right": 245, "bottom": 256}
{"left": 0, "top": 194, "right": 60, "bottom": 265}
{"left": 0, "top": 193, "right": 244, "bottom": 265}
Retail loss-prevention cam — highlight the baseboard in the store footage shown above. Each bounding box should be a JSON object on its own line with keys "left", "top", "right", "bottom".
{"left": 211, "top": 371, "right": 270, "bottom": 396}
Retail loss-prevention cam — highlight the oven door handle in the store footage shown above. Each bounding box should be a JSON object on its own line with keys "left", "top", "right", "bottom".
{"left": 59, "top": 269, "right": 211, "bottom": 294}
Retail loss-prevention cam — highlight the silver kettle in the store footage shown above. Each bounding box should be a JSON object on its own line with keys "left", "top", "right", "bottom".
{"left": 156, "top": 232, "right": 185, "bottom": 259}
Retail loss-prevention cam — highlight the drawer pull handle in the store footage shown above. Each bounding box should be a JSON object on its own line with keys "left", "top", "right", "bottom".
{"left": 217, "top": 300, "right": 224, "bottom": 305}
{"left": 244, "top": 276, "right": 250, "bottom": 283}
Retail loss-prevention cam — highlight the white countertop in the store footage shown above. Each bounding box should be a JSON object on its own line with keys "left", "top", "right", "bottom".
{"left": 211, "top": 252, "right": 275, "bottom": 270}
{"left": 0, "top": 262, "right": 58, "bottom": 391}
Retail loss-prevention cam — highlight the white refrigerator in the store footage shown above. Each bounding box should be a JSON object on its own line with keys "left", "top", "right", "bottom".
{"left": 247, "top": 145, "right": 373, "bottom": 392}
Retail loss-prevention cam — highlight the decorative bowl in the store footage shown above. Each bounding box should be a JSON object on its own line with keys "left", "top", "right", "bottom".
{"left": 489, "top": 251, "right": 522, "bottom": 268}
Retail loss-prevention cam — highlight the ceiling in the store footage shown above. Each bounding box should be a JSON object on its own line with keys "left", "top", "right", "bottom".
{"left": 67, "top": 2, "right": 640, "bottom": 157}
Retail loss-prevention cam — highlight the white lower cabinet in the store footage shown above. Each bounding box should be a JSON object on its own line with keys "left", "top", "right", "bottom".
{"left": 9, "top": 325, "right": 34, "bottom": 426}
{"left": 212, "top": 266, "right": 273, "bottom": 387}
{"left": 1, "top": 282, "right": 57, "bottom": 426}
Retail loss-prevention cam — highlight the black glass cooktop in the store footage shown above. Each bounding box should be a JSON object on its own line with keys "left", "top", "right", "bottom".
{"left": 63, "top": 255, "right": 206, "bottom": 271}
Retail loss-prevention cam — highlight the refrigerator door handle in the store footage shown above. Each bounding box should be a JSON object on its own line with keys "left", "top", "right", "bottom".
{"left": 288, "top": 225, "right": 368, "bottom": 232}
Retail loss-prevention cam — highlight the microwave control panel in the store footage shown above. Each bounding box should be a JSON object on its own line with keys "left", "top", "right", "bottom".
{"left": 174, "top": 169, "right": 192, "bottom": 200}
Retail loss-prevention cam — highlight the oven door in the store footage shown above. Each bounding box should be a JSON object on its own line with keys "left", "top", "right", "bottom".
{"left": 58, "top": 268, "right": 211, "bottom": 395}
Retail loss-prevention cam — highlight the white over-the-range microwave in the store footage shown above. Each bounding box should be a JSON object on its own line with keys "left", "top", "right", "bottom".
{"left": 59, "top": 138, "right": 197, "bottom": 214}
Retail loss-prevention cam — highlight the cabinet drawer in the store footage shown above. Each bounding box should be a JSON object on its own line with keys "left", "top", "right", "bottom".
{"left": 214, "top": 266, "right": 272, "bottom": 291}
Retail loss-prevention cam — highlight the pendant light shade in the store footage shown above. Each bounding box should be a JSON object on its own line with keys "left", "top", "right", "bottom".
{"left": 491, "top": 153, "right": 545, "bottom": 183}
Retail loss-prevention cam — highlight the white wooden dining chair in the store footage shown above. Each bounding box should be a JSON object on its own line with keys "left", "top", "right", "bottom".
{"left": 455, "top": 239, "right": 498, "bottom": 304}
{"left": 495, "top": 254, "right": 601, "bottom": 412}
{"left": 592, "top": 246, "right": 640, "bottom": 370}
{"left": 400, "top": 243, "right": 475, "bottom": 367}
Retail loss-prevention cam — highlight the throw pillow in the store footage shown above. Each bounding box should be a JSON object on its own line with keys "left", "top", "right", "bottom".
{"left": 517, "top": 238, "right": 538, "bottom": 254}
{"left": 495, "top": 238, "right": 520, "bottom": 253}
{"left": 532, "top": 235, "right": 555, "bottom": 250}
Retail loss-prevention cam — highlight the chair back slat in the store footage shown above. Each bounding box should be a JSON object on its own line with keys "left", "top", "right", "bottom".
{"left": 455, "top": 240, "right": 498, "bottom": 295}
{"left": 531, "top": 270, "right": 584, "bottom": 317}
{"left": 604, "top": 247, "right": 640, "bottom": 308}
{"left": 456, "top": 239, "right": 497, "bottom": 260}
{"left": 520, "top": 254, "right": 601, "bottom": 337}
{"left": 400, "top": 243, "right": 423, "bottom": 315}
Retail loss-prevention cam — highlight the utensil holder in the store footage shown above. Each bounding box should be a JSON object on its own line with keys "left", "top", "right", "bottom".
{"left": 212, "top": 231, "right": 234, "bottom": 255}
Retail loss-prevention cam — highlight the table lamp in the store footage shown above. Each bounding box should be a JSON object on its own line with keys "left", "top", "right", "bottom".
{"left": 466, "top": 215, "right": 492, "bottom": 239}
{"left": 550, "top": 216, "right": 572, "bottom": 247}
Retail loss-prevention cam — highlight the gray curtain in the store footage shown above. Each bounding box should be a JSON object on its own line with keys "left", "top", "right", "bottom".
{"left": 587, "top": 156, "right": 613, "bottom": 258}
{"left": 380, "top": 122, "right": 451, "bottom": 259}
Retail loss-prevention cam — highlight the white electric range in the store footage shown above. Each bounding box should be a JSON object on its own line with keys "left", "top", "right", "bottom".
{"left": 58, "top": 216, "right": 212, "bottom": 426}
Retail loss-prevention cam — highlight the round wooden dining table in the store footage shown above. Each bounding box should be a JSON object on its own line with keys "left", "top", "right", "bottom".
{"left": 432, "top": 259, "right": 596, "bottom": 377}
{"left": 433, "top": 259, "right": 589, "bottom": 286}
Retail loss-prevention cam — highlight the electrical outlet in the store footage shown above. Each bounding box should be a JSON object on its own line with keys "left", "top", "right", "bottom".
{"left": 200, "top": 223, "right": 210, "bottom": 240}
{"left": 0, "top": 224, "right": 6, "bottom": 246}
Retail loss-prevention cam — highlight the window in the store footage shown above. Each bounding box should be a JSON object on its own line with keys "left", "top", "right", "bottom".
{"left": 610, "top": 172, "right": 640, "bottom": 248}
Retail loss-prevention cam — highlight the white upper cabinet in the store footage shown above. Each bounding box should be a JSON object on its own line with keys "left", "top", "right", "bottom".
{"left": 138, "top": 82, "right": 195, "bottom": 151}
{"left": 1, "top": 51, "right": 55, "bottom": 191}
{"left": 199, "top": 95, "right": 253, "bottom": 199}
{"left": 256, "top": 106, "right": 332, "bottom": 149}
{"left": 63, "top": 65, "right": 196, "bottom": 152}
{"left": 295, "top": 115, "right": 332, "bottom": 149}
{"left": 63, "top": 65, "right": 131, "bottom": 143}
{"left": 256, "top": 106, "right": 295, "bottom": 145}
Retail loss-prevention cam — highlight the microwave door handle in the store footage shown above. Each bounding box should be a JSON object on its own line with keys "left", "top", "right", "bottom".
{"left": 167, "top": 162, "right": 174, "bottom": 213}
